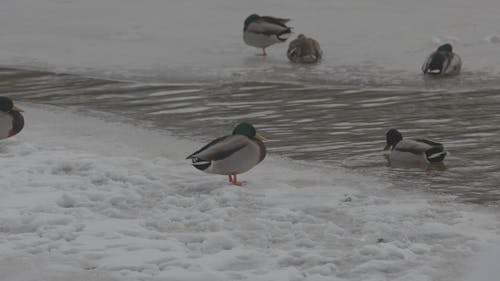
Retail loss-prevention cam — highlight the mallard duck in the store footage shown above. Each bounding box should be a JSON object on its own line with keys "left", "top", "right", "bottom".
{"left": 243, "top": 14, "right": 292, "bottom": 56}
{"left": 422, "top": 43, "right": 462, "bottom": 75}
{"left": 287, "top": 34, "right": 323, "bottom": 63}
{"left": 384, "top": 129, "right": 447, "bottom": 165}
{"left": 186, "top": 122, "right": 266, "bottom": 186}
{"left": 0, "top": 97, "right": 24, "bottom": 140}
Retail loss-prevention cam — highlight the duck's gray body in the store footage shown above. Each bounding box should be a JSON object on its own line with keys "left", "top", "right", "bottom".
{"left": 187, "top": 134, "right": 266, "bottom": 175}
{"left": 287, "top": 34, "right": 323, "bottom": 64}
{"left": 243, "top": 15, "right": 292, "bottom": 50}
{"left": 0, "top": 111, "right": 24, "bottom": 139}
{"left": 388, "top": 138, "right": 447, "bottom": 164}
{"left": 422, "top": 51, "right": 462, "bottom": 75}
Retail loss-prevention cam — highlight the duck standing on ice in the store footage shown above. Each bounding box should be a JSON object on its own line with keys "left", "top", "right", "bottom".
{"left": 0, "top": 97, "right": 24, "bottom": 140}
{"left": 422, "top": 43, "right": 462, "bottom": 76}
{"left": 243, "top": 14, "right": 292, "bottom": 56}
{"left": 186, "top": 122, "right": 266, "bottom": 186}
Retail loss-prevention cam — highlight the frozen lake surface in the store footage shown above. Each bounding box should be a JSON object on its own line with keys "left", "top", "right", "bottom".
{"left": 1, "top": 0, "right": 500, "bottom": 84}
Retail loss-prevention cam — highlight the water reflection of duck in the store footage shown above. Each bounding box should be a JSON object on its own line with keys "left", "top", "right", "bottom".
{"left": 0, "top": 97, "right": 24, "bottom": 140}
{"left": 243, "top": 14, "right": 292, "bottom": 56}
{"left": 186, "top": 123, "right": 266, "bottom": 186}
{"left": 287, "top": 34, "right": 323, "bottom": 64}
{"left": 422, "top": 43, "right": 462, "bottom": 76}
{"left": 384, "top": 129, "right": 447, "bottom": 167}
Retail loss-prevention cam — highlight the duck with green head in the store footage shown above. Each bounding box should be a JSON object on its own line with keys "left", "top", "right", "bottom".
{"left": 186, "top": 122, "right": 266, "bottom": 186}
{"left": 422, "top": 43, "right": 462, "bottom": 76}
{"left": 384, "top": 128, "right": 447, "bottom": 166}
{"left": 0, "top": 97, "right": 24, "bottom": 140}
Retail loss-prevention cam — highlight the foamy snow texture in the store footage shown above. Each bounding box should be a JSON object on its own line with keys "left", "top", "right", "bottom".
{"left": 0, "top": 105, "right": 499, "bottom": 281}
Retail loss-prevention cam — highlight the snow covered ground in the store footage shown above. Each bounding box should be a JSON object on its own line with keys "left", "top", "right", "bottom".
{"left": 0, "top": 104, "right": 499, "bottom": 281}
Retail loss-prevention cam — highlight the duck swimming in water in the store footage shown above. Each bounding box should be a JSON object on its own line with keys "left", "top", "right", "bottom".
{"left": 243, "top": 14, "right": 292, "bottom": 56}
{"left": 422, "top": 43, "right": 462, "bottom": 76}
{"left": 0, "top": 97, "right": 24, "bottom": 140}
{"left": 384, "top": 129, "right": 447, "bottom": 166}
{"left": 287, "top": 34, "right": 323, "bottom": 64}
{"left": 186, "top": 122, "right": 266, "bottom": 186}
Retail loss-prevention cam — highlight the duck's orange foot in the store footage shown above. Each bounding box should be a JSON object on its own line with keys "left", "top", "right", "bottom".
{"left": 232, "top": 180, "right": 244, "bottom": 186}
{"left": 228, "top": 173, "right": 245, "bottom": 187}
{"left": 256, "top": 48, "right": 267, "bottom": 56}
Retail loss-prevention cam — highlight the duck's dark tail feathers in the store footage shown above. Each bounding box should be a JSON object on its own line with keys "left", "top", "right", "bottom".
{"left": 425, "top": 147, "right": 447, "bottom": 163}
{"left": 191, "top": 157, "right": 211, "bottom": 171}
{"left": 9, "top": 111, "right": 24, "bottom": 137}
{"left": 426, "top": 53, "right": 446, "bottom": 74}
{"left": 277, "top": 28, "right": 292, "bottom": 41}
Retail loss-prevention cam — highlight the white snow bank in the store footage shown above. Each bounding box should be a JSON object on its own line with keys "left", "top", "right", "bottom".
{"left": 0, "top": 104, "right": 499, "bottom": 281}
{"left": 460, "top": 243, "right": 500, "bottom": 281}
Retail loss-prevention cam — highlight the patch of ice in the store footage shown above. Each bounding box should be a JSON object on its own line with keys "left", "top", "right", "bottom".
{"left": 2, "top": 0, "right": 500, "bottom": 83}
{"left": 484, "top": 35, "right": 500, "bottom": 44}
{"left": 432, "top": 36, "right": 461, "bottom": 45}
{"left": 56, "top": 194, "right": 77, "bottom": 208}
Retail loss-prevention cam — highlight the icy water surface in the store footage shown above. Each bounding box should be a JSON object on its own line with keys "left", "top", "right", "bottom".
{"left": 2, "top": 67, "right": 500, "bottom": 203}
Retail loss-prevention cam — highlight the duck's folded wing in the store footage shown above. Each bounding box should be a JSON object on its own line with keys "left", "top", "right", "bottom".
{"left": 186, "top": 135, "right": 249, "bottom": 161}
{"left": 396, "top": 139, "right": 435, "bottom": 154}
{"left": 413, "top": 138, "right": 443, "bottom": 148}
{"left": 247, "top": 20, "right": 290, "bottom": 35}
{"left": 260, "top": 16, "right": 290, "bottom": 25}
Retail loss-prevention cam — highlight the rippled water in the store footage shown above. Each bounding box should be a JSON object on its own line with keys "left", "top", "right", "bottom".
{"left": 2, "top": 67, "right": 500, "bottom": 203}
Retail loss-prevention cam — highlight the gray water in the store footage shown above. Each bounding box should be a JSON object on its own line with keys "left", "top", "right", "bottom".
{"left": 2, "top": 67, "right": 499, "bottom": 204}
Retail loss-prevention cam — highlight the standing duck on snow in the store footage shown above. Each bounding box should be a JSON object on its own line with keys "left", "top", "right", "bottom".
{"left": 0, "top": 97, "right": 24, "bottom": 140}
{"left": 422, "top": 43, "right": 462, "bottom": 76}
{"left": 243, "top": 14, "right": 292, "bottom": 56}
{"left": 186, "top": 122, "right": 266, "bottom": 186}
{"left": 287, "top": 34, "right": 323, "bottom": 64}
{"left": 384, "top": 129, "right": 447, "bottom": 166}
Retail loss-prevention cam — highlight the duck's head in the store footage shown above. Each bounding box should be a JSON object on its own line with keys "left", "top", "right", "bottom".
{"left": 244, "top": 14, "right": 260, "bottom": 29}
{"left": 0, "top": 97, "right": 23, "bottom": 113}
{"left": 384, "top": 128, "right": 403, "bottom": 150}
{"left": 233, "top": 122, "right": 265, "bottom": 141}
{"left": 437, "top": 43, "right": 453, "bottom": 53}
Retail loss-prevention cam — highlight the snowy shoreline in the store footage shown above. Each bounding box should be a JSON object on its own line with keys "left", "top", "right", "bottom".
{"left": 0, "top": 104, "right": 498, "bottom": 281}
